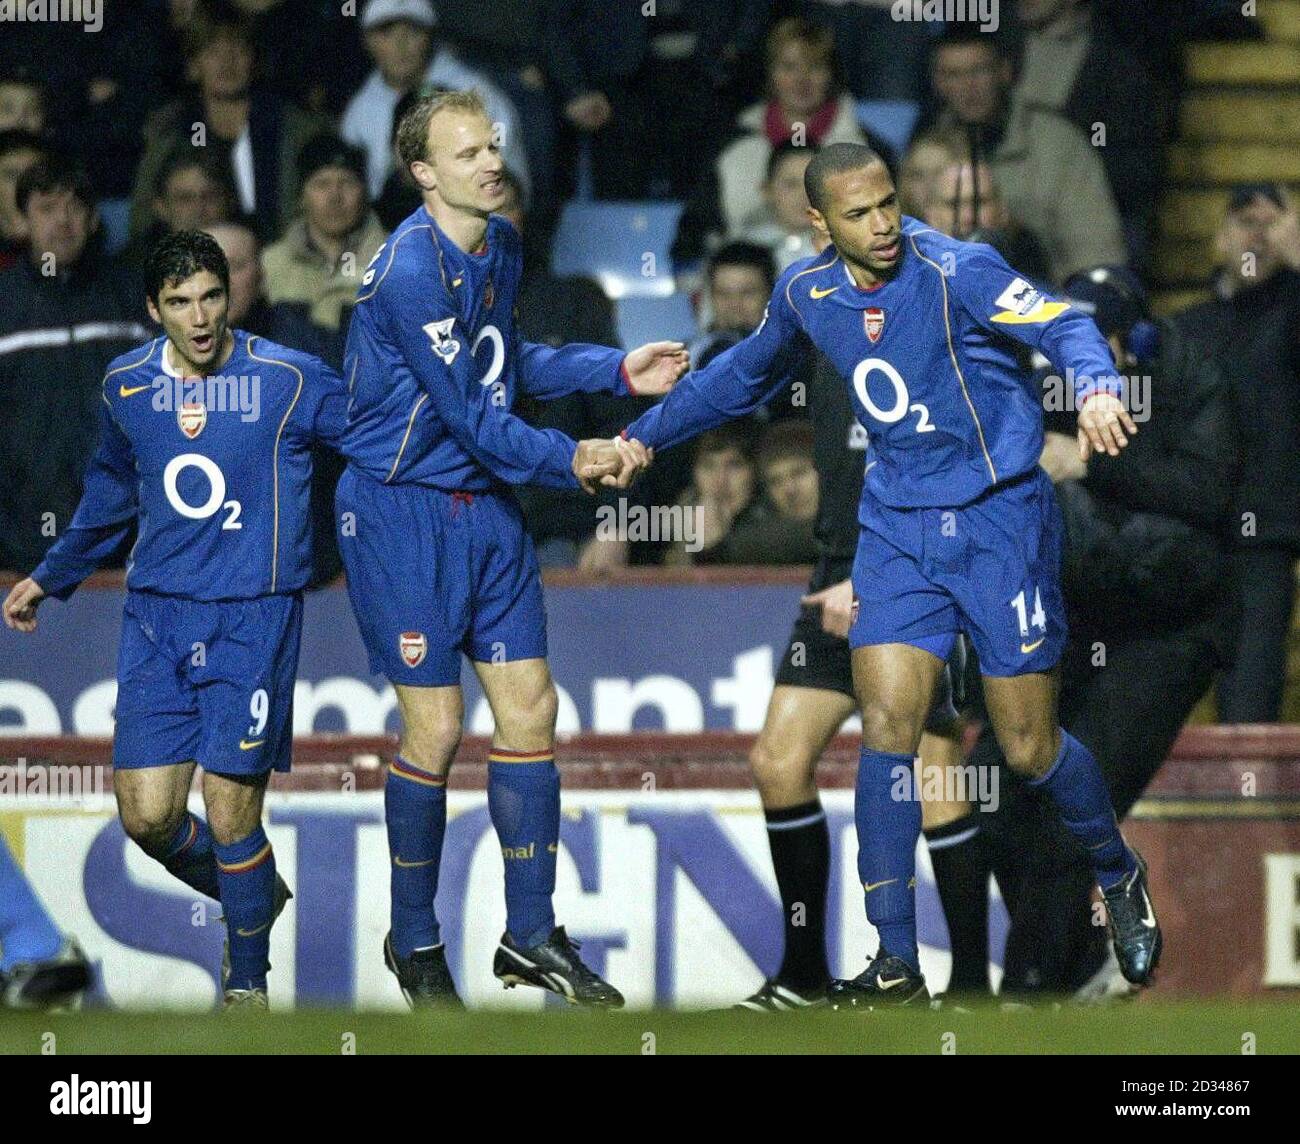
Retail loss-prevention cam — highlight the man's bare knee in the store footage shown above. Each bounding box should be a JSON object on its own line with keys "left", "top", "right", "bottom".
{"left": 495, "top": 680, "right": 558, "bottom": 748}
{"left": 400, "top": 717, "right": 462, "bottom": 773}
{"left": 118, "top": 801, "right": 186, "bottom": 857}
{"left": 998, "top": 723, "right": 1061, "bottom": 777}
{"left": 860, "top": 699, "right": 923, "bottom": 756}
{"left": 749, "top": 734, "right": 816, "bottom": 808}
{"left": 115, "top": 773, "right": 188, "bottom": 857}
{"left": 203, "top": 773, "right": 267, "bottom": 846}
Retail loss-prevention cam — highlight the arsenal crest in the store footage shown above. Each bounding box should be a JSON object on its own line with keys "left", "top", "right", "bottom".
{"left": 399, "top": 631, "right": 427, "bottom": 668}
{"left": 483, "top": 278, "right": 495, "bottom": 310}
{"left": 178, "top": 401, "right": 207, "bottom": 439}
{"left": 865, "top": 307, "right": 885, "bottom": 344}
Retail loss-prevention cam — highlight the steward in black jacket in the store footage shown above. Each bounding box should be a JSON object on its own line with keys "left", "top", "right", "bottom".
{"left": 0, "top": 219, "right": 151, "bottom": 573}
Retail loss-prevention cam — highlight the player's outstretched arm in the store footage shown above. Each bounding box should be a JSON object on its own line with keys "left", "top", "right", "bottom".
{"left": 26, "top": 398, "right": 140, "bottom": 605}
{"left": 2, "top": 578, "right": 46, "bottom": 633}
{"left": 949, "top": 245, "right": 1130, "bottom": 439}
{"left": 517, "top": 340, "right": 688, "bottom": 399}
{"left": 622, "top": 279, "right": 805, "bottom": 452}
{"left": 387, "top": 282, "right": 586, "bottom": 489}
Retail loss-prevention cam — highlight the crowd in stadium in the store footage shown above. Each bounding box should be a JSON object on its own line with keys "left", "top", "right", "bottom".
{"left": 0, "top": 0, "right": 1296, "bottom": 723}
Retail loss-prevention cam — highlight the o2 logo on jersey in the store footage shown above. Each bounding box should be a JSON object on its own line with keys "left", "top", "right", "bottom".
{"left": 851, "top": 357, "right": 934, "bottom": 434}
{"left": 163, "top": 453, "right": 242, "bottom": 530}
{"left": 177, "top": 401, "right": 206, "bottom": 439}
{"left": 471, "top": 323, "right": 505, "bottom": 389}
{"left": 399, "top": 631, "right": 428, "bottom": 668}
{"left": 423, "top": 318, "right": 460, "bottom": 364}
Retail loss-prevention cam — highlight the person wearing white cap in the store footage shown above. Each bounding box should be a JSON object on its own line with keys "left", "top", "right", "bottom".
{"left": 341, "top": 0, "right": 529, "bottom": 202}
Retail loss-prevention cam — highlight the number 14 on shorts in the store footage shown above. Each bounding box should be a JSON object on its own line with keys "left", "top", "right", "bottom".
{"left": 1011, "top": 587, "right": 1047, "bottom": 654}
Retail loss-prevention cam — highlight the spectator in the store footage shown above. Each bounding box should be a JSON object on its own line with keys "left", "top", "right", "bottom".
{"left": 128, "top": 8, "right": 328, "bottom": 243}
{"left": 121, "top": 148, "right": 237, "bottom": 272}
{"left": 205, "top": 219, "right": 275, "bottom": 336}
{"left": 0, "top": 156, "right": 151, "bottom": 574}
{"left": 0, "top": 131, "right": 46, "bottom": 273}
{"left": 796, "top": 0, "right": 933, "bottom": 103}
{"left": 0, "top": 67, "right": 45, "bottom": 136}
{"left": 690, "top": 240, "right": 775, "bottom": 366}
{"left": 667, "top": 422, "right": 765, "bottom": 566}
{"left": 261, "top": 135, "right": 387, "bottom": 357}
{"left": 673, "top": 17, "right": 872, "bottom": 265}
{"left": 375, "top": 87, "right": 430, "bottom": 231}
{"left": 541, "top": 0, "right": 770, "bottom": 201}
{"left": 1187, "top": 184, "right": 1300, "bottom": 722}
{"left": 974, "top": 265, "right": 1240, "bottom": 995}
{"left": 341, "top": 0, "right": 529, "bottom": 202}
{"left": 897, "top": 127, "right": 963, "bottom": 218}
{"left": 922, "top": 159, "right": 1051, "bottom": 284}
{"left": 927, "top": 25, "right": 1126, "bottom": 281}
{"left": 1014, "top": 0, "right": 1166, "bottom": 269}
{"left": 737, "top": 142, "right": 819, "bottom": 273}
{"left": 717, "top": 419, "right": 820, "bottom": 565}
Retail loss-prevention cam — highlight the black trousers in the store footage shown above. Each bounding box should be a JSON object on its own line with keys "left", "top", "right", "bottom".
{"left": 1217, "top": 547, "right": 1297, "bottom": 722}
{"left": 976, "top": 620, "right": 1223, "bottom": 993}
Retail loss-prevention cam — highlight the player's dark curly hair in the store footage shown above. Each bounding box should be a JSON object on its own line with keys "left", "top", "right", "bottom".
{"left": 144, "top": 230, "right": 229, "bottom": 304}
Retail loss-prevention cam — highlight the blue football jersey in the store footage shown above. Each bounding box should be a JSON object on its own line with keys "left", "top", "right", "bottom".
{"left": 626, "top": 216, "right": 1119, "bottom": 510}
{"left": 342, "top": 207, "right": 630, "bottom": 491}
{"left": 32, "top": 331, "right": 348, "bottom": 601}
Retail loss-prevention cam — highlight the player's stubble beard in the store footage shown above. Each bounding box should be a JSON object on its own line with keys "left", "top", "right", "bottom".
{"left": 168, "top": 319, "right": 233, "bottom": 378}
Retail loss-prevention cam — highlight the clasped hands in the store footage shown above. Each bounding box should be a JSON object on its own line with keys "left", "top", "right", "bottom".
{"left": 573, "top": 436, "right": 654, "bottom": 494}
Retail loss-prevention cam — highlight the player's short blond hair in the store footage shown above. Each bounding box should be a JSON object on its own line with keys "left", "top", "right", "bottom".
{"left": 396, "top": 88, "right": 490, "bottom": 171}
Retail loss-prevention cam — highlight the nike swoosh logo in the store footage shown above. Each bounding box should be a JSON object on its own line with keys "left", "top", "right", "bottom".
{"left": 236, "top": 923, "right": 270, "bottom": 937}
{"left": 1140, "top": 890, "right": 1156, "bottom": 929}
{"left": 863, "top": 878, "right": 897, "bottom": 893}
{"left": 877, "top": 976, "right": 907, "bottom": 989}
{"left": 1021, "top": 638, "right": 1045, "bottom": 654}
{"left": 239, "top": 739, "right": 265, "bottom": 750}
{"left": 119, "top": 383, "right": 150, "bottom": 397}
{"left": 393, "top": 855, "right": 435, "bottom": 868}
{"left": 810, "top": 285, "right": 838, "bottom": 299}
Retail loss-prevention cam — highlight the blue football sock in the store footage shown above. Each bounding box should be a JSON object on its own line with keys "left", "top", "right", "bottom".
{"left": 385, "top": 756, "right": 447, "bottom": 958}
{"left": 488, "top": 753, "right": 559, "bottom": 948}
{"left": 1029, "top": 731, "right": 1137, "bottom": 890}
{"left": 213, "top": 826, "right": 277, "bottom": 992}
{"left": 0, "top": 836, "right": 64, "bottom": 971}
{"left": 162, "top": 812, "right": 221, "bottom": 902}
{"left": 856, "top": 747, "right": 922, "bottom": 973}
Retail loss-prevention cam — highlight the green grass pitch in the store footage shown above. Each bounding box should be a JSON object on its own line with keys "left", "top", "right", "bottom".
{"left": 1, "top": 1001, "right": 1296, "bottom": 1055}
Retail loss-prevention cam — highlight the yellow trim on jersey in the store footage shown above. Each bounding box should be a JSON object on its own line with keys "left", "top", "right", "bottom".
{"left": 355, "top": 224, "right": 435, "bottom": 304}
{"left": 990, "top": 301, "right": 1071, "bottom": 325}
{"left": 386, "top": 393, "right": 429, "bottom": 483}
{"left": 246, "top": 337, "right": 304, "bottom": 593}
{"left": 103, "top": 338, "right": 162, "bottom": 383}
{"left": 907, "top": 235, "right": 998, "bottom": 484}
{"left": 783, "top": 254, "right": 840, "bottom": 329}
